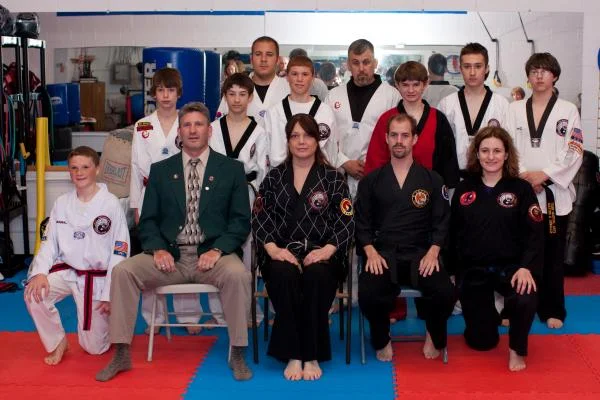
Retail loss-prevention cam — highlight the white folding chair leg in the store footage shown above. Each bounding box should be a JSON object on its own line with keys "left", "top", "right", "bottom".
{"left": 162, "top": 295, "right": 171, "bottom": 341}
{"left": 147, "top": 293, "right": 158, "bottom": 362}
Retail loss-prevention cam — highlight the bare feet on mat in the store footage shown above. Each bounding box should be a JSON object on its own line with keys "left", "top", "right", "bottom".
{"left": 422, "top": 331, "right": 441, "bottom": 359}
{"left": 185, "top": 324, "right": 202, "bottom": 335}
{"left": 501, "top": 319, "right": 510, "bottom": 327}
{"left": 144, "top": 326, "right": 160, "bottom": 335}
{"left": 303, "top": 360, "right": 322, "bottom": 381}
{"left": 284, "top": 359, "right": 303, "bottom": 381}
{"left": 508, "top": 348, "right": 527, "bottom": 372}
{"left": 44, "top": 336, "right": 68, "bottom": 365}
{"left": 376, "top": 341, "right": 393, "bottom": 362}
{"left": 546, "top": 318, "right": 563, "bottom": 329}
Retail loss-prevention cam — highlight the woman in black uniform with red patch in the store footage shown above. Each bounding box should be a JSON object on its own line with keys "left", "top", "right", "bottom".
{"left": 450, "top": 126, "right": 544, "bottom": 372}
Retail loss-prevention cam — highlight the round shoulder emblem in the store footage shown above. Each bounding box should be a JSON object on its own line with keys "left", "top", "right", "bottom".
{"left": 318, "top": 123, "right": 331, "bottom": 141}
{"left": 459, "top": 191, "right": 477, "bottom": 206}
{"left": 556, "top": 119, "right": 568, "bottom": 137}
{"left": 528, "top": 204, "right": 544, "bottom": 223}
{"left": 441, "top": 185, "right": 449, "bottom": 201}
{"left": 309, "top": 190, "right": 329, "bottom": 211}
{"left": 411, "top": 189, "right": 430, "bottom": 208}
{"left": 497, "top": 192, "right": 518, "bottom": 208}
{"left": 93, "top": 215, "right": 112, "bottom": 235}
{"left": 340, "top": 198, "right": 353, "bottom": 216}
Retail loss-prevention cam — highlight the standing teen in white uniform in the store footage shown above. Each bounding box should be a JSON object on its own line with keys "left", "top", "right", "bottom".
{"left": 130, "top": 68, "right": 202, "bottom": 332}
{"left": 210, "top": 73, "right": 269, "bottom": 324}
{"left": 265, "top": 55, "right": 338, "bottom": 167}
{"left": 217, "top": 36, "right": 290, "bottom": 125}
{"left": 25, "top": 147, "right": 130, "bottom": 365}
{"left": 507, "top": 53, "right": 583, "bottom": 329}
{"left": 325, "top": 39, "right": 401, "bottom": 198}
{"left": 438, "top": 43, "right": 509, "bottom": 172}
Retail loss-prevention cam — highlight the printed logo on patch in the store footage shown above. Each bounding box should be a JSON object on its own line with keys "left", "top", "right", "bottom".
{"left": 259, "top": 110, "right": 266, "bottom": 118}
{"left": 441, "top": 185, "right": 449, "bottom": 201}
{"left": 569, "top": 127, "right": 583, "bottom": 143}
{"left": 93, "top": 216, "right": 112, "bottom": 235}
{"left": 113, "top": 240, "right": 128, "bottom": 257}
{"left": 73, "top": 231, "right": 85, "bottom": 240}
{"left": 161, "top": 147, "right": 169, "bottom": 155}
{"left": 411, "top": 189, "right": 430, "bottom": 208}
{"left": 141, "top": 130, "right": 150, "bottom": 139}
{"left": 487, "top": 118, "right": 500, "bottom": 127}
{"left": 334, "top": 101, "right": 341, "bottom": 110}
{"left": 340, "top": 198, "right": 353, "bottom": 216}
{"left": 215, "top": 111, "right": 222, "bottom": 119}
{"left": 252, "top": 196, "right": 264, "bottom": 215}
{"left": 308, "top": 191, "right": 329, "bottom": 211}
{"left": 460, "top": 191, "right": 477, "bottom": 206}
{"left": 137, "top": 122, "right": 153, "bottom": 131}
{"left": 528, "top": 204, "right": 544, "bottom": 223}
{"left": 250, "top": 143, "right": 256, "bottom": 158}
{"left": 556, "top": 119, "right": 568, "bottom": 137}
{"left": 318, "top": 123, "right": 331, "bottom": 140}
{"left": 497, "top": 192, "right": 518, "bottom": 208}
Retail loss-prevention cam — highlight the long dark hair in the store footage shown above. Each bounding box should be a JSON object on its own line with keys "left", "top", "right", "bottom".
{"left": 284, "top": 113, "right": 330, "bottom": 167}
{"left": 466, "top": 126, "right": 520, "bottom": 178}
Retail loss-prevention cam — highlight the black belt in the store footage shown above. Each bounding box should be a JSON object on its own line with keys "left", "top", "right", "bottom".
{"left": 246, "top": 171, "right": 257, "bottom": 182}
{"left": 542, "top": 180, "right": 557, "bottom": 236}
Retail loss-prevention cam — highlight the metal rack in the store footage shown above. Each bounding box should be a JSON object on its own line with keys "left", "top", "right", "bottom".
{"left": 0, "top": 36, "right": 46, "bottom": 273}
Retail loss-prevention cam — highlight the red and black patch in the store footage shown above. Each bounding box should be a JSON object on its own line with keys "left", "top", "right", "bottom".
{"left": 411, "top": 189, "right": 430, "bottom": 208}
{"left": 252, "top": 196, "right": 264, "bottom": 215}
{"left": 136, "top": 122, "right": 153, "bottom": 131}
{"left": 460, "top": 191, "right": 477, "bottom": 206}
{"left": 93, "top": 215, "right": 112, "bottom": 235}
{"left": 528, "top": 204, "right": 544, "bottom": 223}
{"left": 308, "top": 190, "right": 328, "bottom": 211}
{"left": 497, "top": 192, "right": 518, "bottom": 208}
{"left": 340, "top": 198, "right": 353, "bottom": 216}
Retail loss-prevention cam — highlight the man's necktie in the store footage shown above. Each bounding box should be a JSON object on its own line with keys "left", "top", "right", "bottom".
{"left": 184, "top": 158, "right": 203, "bottom": 244}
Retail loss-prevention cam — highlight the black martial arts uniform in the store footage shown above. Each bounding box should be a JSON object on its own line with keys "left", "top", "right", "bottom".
{"left": 252, "top": 161, "right": 354, "bottom": 362}
{"left": 355, "top": 162, "right": 455, "bottom": 351}
{"left": 450, "top": 175, "right": 544, "bottom": 356}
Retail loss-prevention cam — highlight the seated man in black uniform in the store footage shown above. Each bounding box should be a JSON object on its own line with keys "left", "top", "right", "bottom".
{"left": 356, "top": 113, "right": 455, "bottom": 362}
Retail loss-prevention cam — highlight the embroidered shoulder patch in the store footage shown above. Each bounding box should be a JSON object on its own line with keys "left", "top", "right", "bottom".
{"left": 411, "top": 189, "right": 430, "bottom": 208}
{"left": 460, "top": 191, "right": 477, "bottom": 206}
{"left": 114, "top": 240, "right": 128, "bottom": 257}
{"left": 528, "top": 204, "right": 544, "bottom": 223}
{"left": 340, "top": 198, "right": 353, "bottom": 216}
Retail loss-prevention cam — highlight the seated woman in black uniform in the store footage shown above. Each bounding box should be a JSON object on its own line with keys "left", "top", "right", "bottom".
{"left": 450, "top": 126, "right": 544, "bottom": 372}
{"left": 252, "top": 113, "right": 354, "bottom": 381}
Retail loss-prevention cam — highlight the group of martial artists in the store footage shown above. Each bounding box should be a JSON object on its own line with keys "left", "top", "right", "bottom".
{"left": 23, "top": 34, "right": 583, "bottom": 381}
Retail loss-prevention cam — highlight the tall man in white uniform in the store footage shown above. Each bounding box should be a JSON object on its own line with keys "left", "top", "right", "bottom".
{"left": 438, "top": 43, "right": 509, "bottom": 174}
{"left": 326, "top": 39, "right": 400, "bottom": 303}
{"left": 217, "top": 36, "right": 290, "bottom": 125}
{"left": 326, "top": 39, "right": 401, "bottom": 197}
{"left": 507, "top": 53, "right": 583, "bottom": 329}
{"left": 266, "top": 55, "right": 338, "bottom": 167}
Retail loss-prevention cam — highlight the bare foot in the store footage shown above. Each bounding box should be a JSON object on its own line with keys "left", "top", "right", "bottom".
{"left": 44, "top": 336, "right": 68, "bottom": 365}
{"left": 284, "top": 359, "right": 303, "bottom": 381}
{"left": 185, "top": 324, "right": 202, "bottom": 335}
{"left": 546, "top": 318, "right": 563, "bottom": 329}
{"left": 303, "top": 360, "right": 322, "bottom": 381}
{"left": 501, "top": 319, "right": 510, "bottom": 327}
{"left": 509, "top": 348, "right": 527, "bottom": 372}
{"left": 423, "top": 331, "right": 441, "bottom": 359}
{"left": 376, "top": 341, "right": 393, "bottom": 362}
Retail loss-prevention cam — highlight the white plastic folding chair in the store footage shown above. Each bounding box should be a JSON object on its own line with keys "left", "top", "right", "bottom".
{"left": 147, "top": 283, "right": 228, "bottom": 362}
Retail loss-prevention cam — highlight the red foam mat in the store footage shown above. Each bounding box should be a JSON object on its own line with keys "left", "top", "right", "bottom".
{"left": 0, "top": 332, "right": 216, "bottom": 399}
{"left": 565, "top": 275, "right": 600, "bottom": 295}
{"left": 393, "top": 334, "right": 600, "bottom": 400}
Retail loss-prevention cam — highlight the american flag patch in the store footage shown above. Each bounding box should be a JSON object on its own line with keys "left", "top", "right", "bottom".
{"left": 569, "top": 128, "right": 583, "bottom": 144}
{"left": 114, "top": 241, "right": 128, "bottom": 257}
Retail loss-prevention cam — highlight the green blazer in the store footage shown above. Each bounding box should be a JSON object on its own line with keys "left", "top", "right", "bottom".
{"left": 139, "top": 149, "right": 250, "bottom": 260}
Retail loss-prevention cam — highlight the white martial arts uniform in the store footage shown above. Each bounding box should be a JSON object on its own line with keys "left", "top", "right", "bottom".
{"left": 26, "top": 184, "right": 129, "bottom": 354}
{"left": 507, "top": 97, "right": 583, "bottom": 215}
{"left": 265, "top": 96, "right": 339, "bottom": 168}
{"left": 311, "top": 78, "right": 330, "bottom": 102}
{"left": 438, "top": 87, "right": 509, "bottom": 170}
{"left": 423, "top": 82, "right": 459, "bottom": 108}
{"left": 210, "top": 116, "right": 270, "bottom": 323}
{"left": 216, "top": 75, "right": 290, "bottom": 126}
{"left": 325, "top": 80, "right": 401, "bottom": 197}
{"left": 130, "top": 111, "right": 202, "bottom": 325}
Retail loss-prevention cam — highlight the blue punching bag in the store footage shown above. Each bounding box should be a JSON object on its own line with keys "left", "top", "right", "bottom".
{"left": 203, "top": 50, "right": 221, "bottom": 121}
{"left": 142, "top": 47, "right": 205, "bottom": 116}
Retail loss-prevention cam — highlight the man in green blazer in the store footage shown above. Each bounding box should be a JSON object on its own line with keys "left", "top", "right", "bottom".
{"left": 97, "top": 102, "right": 253, "bottom": 381}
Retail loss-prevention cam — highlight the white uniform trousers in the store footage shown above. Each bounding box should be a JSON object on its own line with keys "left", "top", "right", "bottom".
{"left": 26, "top": 270, "right": 109, "bottom": 355}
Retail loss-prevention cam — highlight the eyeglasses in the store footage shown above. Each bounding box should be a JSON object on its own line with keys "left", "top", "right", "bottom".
{"left": 528, "top": 69, "right": 552, "bottom": 77}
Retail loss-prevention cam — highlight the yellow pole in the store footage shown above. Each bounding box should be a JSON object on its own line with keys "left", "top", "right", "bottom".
{"left": 34, "top": 117, "right": 49, "bottom": 254}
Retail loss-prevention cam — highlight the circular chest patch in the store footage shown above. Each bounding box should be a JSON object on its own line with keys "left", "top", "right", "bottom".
{"left": 441, "top": 185, "right": 449, "bottom": 201}
{"left": 318, "top": 123, "right": 331, "bottom": 140}
{"left": 308, "top": 191, "right": 329, "bottom": 211}
{"left": 528, "top": 204, "right": 544, "bottom": 223}
{"left": 93, "top": 215, "right": 112, "bottom": 235}
{"left": 488, "top": 118, "right": 500, "bottom": 127}
{"left": 556, "top": 119, "right": 568, "bottom": 137}
{"left": 460, "top": 191, "right": 477, "bottom": 206}
{"left": 334, "top": 101, "right": 341, "bottom": 110}
{"left": 497, "top": 192, "right": 518, "bottom": 208}
{"left": 141, "top": 130, "right": 150, "bottom": 139}
{"left": 411, "top": 189, "right": 430, "bottom": 208}
{"left": 340, "top": 198, "right": 353, "bottom": 216}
